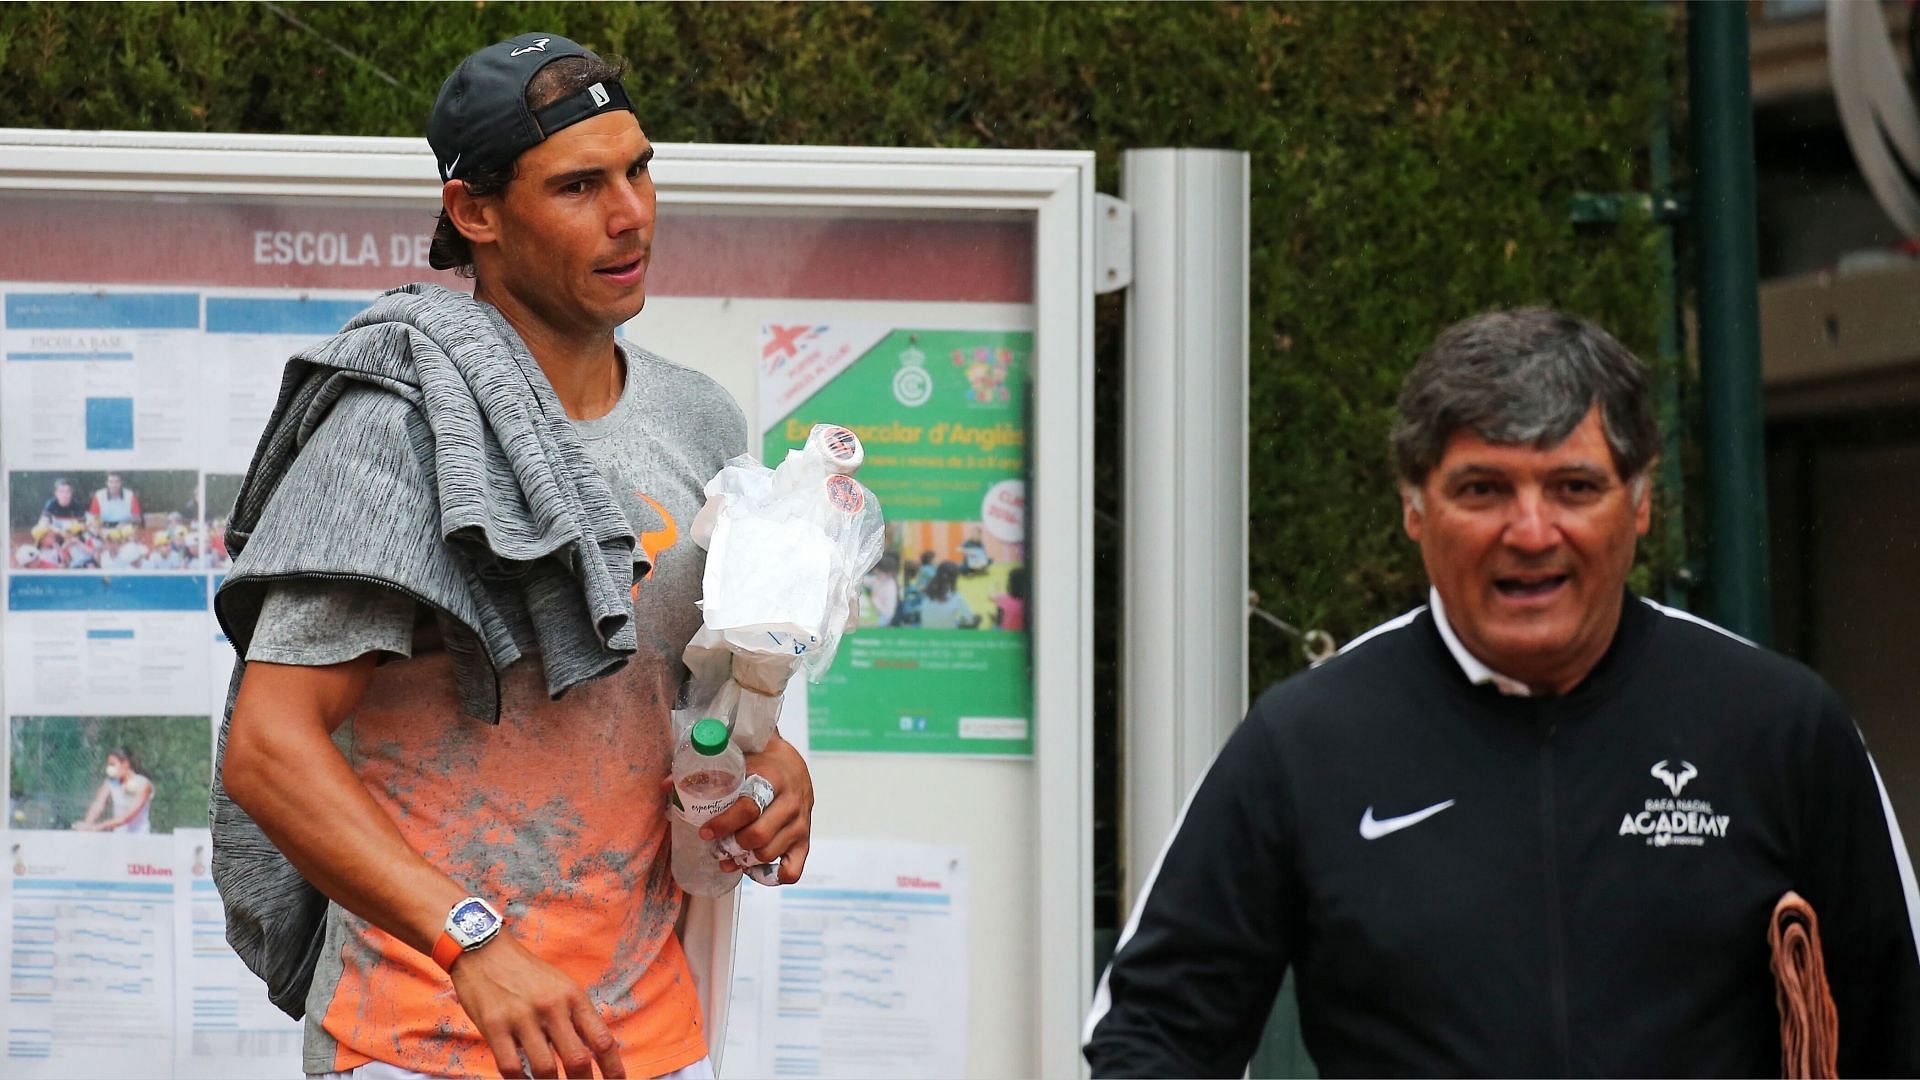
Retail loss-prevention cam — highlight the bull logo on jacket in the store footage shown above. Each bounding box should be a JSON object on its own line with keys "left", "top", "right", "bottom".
{"left": 1650, "top": 759, "right": 1697, "bottom": 797}
{"left": 1620, "top": 759, "right": 1730, "bottom": 848}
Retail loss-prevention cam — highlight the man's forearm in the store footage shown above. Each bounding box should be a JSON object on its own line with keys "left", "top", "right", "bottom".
{"left": 224, "top": 660, "right": 467, "bottom": 956}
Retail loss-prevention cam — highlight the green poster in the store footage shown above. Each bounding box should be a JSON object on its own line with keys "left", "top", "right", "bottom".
{"left": 762, "top": 326, "right": 1033, "bottom": 756}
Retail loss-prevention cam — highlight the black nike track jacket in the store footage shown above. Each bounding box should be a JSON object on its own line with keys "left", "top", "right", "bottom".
{"left": 1084, "top": 595, "right": 1920, "bottom": 1077}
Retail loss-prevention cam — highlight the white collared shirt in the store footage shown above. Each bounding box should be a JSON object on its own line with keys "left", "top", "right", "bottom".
{"left": 1428, "top": 587, "right": 1533, "bottom": 697}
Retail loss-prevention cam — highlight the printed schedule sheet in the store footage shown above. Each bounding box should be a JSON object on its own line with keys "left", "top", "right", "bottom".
{"left": 2, "top": 285, "right": 357, "bottom": 1076}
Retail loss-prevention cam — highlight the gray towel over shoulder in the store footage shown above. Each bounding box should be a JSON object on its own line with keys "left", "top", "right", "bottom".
{"left": 209, "top": 282, "right": 648, "bottom": 1017}
{"left": 216, "top": 282, "right": 649, "bottom": 707}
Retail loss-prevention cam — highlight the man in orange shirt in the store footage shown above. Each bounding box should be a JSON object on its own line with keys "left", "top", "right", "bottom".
{"left": 219, "top": 34, "right": 811, "bottom": 1080}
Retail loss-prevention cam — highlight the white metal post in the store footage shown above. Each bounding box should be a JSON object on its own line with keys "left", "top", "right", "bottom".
{"left": 1119, "top": 149, "right": 1250, "bottom": 915}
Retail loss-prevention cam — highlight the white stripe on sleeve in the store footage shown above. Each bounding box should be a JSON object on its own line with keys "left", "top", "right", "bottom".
{"left": 1329, "top": 605, "right": 1426, "bottom": 660}
{"left": 1082, "top": 754, "right": 1217, "bottom": 1048}
{"left": 1640, "top": 597, "right": 1758, "bottom": 647}
{"left": 1867, "top": 753, "right": 1920, "bottom": 966}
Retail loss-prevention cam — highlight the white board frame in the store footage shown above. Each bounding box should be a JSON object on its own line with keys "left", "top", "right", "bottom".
{"left": 0, "top": 128, "right": 1096, "bottom": 1077}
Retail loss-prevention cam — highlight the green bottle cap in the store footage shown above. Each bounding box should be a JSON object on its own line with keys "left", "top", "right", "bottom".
{"left": 691, "top": 718, "right": 730, "bottom": 756}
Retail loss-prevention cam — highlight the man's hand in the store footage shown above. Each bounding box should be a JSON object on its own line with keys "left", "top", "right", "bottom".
{"left": 700, "top": 731, "right": 814, "bottom": 884}
{"left": 449, "top": 932, "right": 625, "bottom": 1079}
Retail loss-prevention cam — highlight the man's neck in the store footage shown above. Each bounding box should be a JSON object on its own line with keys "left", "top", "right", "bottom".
{"left": 1428, "top": 587, "right": 1622, "bottom": 697}
{"left": 474, "top": 281, "right": 624, "bottom": 421}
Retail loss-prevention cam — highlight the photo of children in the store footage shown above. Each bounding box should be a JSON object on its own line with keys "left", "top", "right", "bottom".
{"left": 7, "top": 469, "right": 208, "bottom": 570}
{"left": 7, "top": 715, "right": 212, "bottom": 835}
{"left": 865, "top": 521, "right": 1026, "bottom": 631}
{"left": 203, "top": 472, "right": 245, "bottom": 571}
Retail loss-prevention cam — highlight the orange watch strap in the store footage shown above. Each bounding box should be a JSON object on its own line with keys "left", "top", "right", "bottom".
{"left": 431, "top": 930, "right": 465, "bottom": 973}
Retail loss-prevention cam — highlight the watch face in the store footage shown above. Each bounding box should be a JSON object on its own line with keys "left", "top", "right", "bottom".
{"left": 451, "top": 899, "right": 498, "bottom": 940}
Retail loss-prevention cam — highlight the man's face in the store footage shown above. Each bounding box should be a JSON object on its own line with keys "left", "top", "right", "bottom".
{"left": 53, "top": 483, "right": 72, "bottom": 504}
{"left": 1402, "top": 406, "right": 1651, "bottom": 694}
{"left": 473, "top": 111, "right": 655, "bottom": 337}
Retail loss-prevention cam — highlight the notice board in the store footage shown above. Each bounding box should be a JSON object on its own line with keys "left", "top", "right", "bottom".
{"left": 0, "top": 131, "right": 1095, "bottom": 1079}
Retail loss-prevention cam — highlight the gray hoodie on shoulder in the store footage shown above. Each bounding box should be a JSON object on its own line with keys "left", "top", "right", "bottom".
{"left": 210, "top": 282, "right": 652, "bottom": 1017}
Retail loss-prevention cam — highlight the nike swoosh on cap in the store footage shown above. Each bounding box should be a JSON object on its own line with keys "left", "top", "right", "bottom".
{"left": 1359, "top": 799, "right": 1456, "bottom": 840}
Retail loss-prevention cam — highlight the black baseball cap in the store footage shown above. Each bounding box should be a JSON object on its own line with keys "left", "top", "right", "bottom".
{"left": 427, "top": 32, "right": 635, "bottom": 183}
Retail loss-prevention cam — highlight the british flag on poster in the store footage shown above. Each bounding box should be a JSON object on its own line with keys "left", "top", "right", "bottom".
{"left": 758, "top": 322, "right": 890, "bottom": 424}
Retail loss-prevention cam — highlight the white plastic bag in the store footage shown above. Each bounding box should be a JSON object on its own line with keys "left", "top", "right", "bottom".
{"left": 669, "top": 424, "right": 885, "bottom": 894}
{"left": 692, "top": 425, "right": 886, "bottom": 679}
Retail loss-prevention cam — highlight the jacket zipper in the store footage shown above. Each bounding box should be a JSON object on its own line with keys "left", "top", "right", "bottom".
{"left": 1538, "top": 710, "right": 1573, "bottom": 1075}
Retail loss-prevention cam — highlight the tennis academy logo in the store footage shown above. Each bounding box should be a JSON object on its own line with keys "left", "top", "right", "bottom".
{"left": 1619, "top": 759, "right": 1731, "bottom": 848}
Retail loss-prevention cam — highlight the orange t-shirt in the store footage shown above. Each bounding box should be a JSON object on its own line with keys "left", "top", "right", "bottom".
{"left": 309, "top": 647, "right": 706, "bottom": 1078}
{"left": 244, "top": 347, "right": 746, "bottom": 1078}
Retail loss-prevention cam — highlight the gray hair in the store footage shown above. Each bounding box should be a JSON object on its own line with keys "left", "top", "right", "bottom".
{"left": 1390, "top": 307, "right": 1659, "bottom": 488}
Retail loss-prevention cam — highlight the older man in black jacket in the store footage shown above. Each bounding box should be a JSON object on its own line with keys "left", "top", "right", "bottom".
{"left": 1083, "top": 308, "right": 1920, "bottom": 1077}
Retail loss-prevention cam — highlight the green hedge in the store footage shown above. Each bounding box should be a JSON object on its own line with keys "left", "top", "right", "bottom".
{"left": 0, "top": 0, "right": 1674, "bottom": 681}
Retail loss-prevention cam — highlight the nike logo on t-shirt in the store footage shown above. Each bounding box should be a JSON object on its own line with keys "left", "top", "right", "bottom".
{"left": 1359, "top": 799, "right": 1456, "bottom": 840}
{"left": 629, "top": 491, "right": 679, "bottom": 599}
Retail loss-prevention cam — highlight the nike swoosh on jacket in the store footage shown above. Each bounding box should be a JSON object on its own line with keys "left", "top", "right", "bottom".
{"left": 1359, "top": 799, "right": 1455, "bottom": 839}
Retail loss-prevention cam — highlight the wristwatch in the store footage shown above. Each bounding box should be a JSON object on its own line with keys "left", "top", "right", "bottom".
{"left": 431, "top": 895, "right": 503, "bottom": 972}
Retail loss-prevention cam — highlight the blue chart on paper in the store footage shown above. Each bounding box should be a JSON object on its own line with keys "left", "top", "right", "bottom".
{"left": 204, "top": 296, "right": 372, "bottom": 336}
{"left": 7, "top": 574, "right": 211, "bottom": 612}
{"left": 83, "top": 397, "right": 135, "bottom": 451}
{"left": 4, "top": 292, "right": 200, "bottom": 331}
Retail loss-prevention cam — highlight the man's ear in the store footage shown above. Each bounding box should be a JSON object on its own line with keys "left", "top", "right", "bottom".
{"left": 1631, "top": 465, "right": 1656, "bottom": 537}
{"left": 441, "top": 179, "right": 499, "bottom": 247}
{"left": 1401, "top": 484, "right": 1425, "bottom": 542}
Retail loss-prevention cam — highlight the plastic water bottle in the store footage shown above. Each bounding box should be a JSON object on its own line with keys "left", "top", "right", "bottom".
{"left": 670, "top": 718, "right": 744, "bottom": 897}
